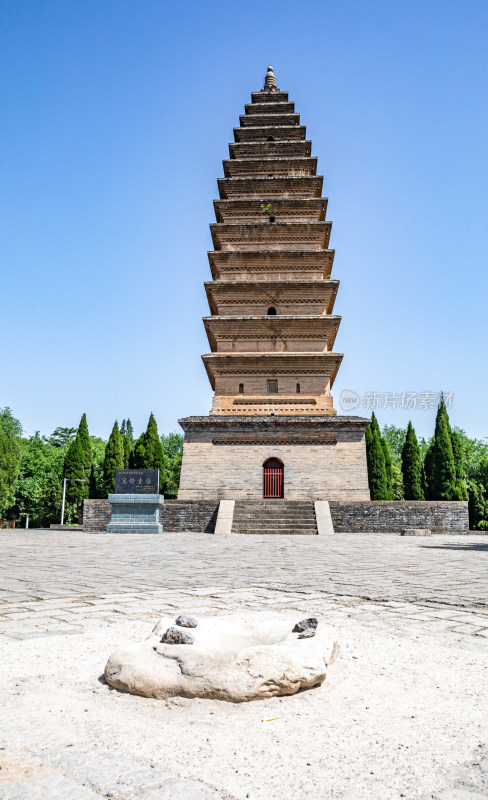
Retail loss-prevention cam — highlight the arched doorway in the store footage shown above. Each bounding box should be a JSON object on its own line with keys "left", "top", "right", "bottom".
{"left": 263, "top": 458, "right": 284, "bottom": 498}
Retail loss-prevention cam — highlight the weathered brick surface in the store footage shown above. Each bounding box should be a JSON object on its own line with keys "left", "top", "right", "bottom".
{"left": 83, "top": 499, "right": 219, "bottom": 534}
{"left": 161, "top": 501, "right": 219, "bottom": 533}
{"left": 83, "top": 497, "right": 468, "bottom": 535}
{"left": 329, "top": 501, "right": 469, "bottom": 534}
{"left": 83, "top": 499, "right": 111, "bottom": 532}
{"left": 178, "top": 415, "right": 371, "bottom": 501}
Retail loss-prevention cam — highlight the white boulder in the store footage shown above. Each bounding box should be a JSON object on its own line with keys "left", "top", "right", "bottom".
{"left": 104, "top": 614, "right": 340, "bottom": 703}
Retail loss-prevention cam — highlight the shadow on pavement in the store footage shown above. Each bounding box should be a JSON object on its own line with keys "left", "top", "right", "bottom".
{"left": 420, "top": 541, "right": 488, "bottom": 552}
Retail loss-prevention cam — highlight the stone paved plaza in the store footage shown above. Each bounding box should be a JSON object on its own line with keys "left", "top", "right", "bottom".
{"left": 1, "top": 531, "right": 488, "bottom": 799}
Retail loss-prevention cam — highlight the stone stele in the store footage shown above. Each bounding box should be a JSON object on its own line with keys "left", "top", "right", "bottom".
{"left": 104, "top": 615, "right": 340, "bottom": 702}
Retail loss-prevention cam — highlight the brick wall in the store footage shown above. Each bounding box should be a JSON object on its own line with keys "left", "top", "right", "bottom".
{"left": 83, "top": 498, "right": 469, "bottom": 534}
{"left": 82, "top": 499, "right": 219, "bottom": 533}
{"left": 329, "top": 501, "right": 469, "bottom": 534}
{"left": 83, "top": 499, "right": 111, "bottom": 532}
{"left": 161, "top": 501, "right": 219, "bottom": 533}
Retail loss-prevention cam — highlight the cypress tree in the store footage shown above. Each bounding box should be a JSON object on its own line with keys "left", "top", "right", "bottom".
{"left": 365, "top": 416, "right": 389, "bottom": 500}
{"left": 89, "top": 464, "right": 99, "bottom": 499}
{"left": 64, "top": 437, "right": 86, "bottom": 522}
{"left": 423, "top": 444, "right": 433, "bottom": 499}
{"left": 102, "top": 421, "right": 124, "bottom": 496}
{"left": 130, "top": 414, "right": 166, "bottom": 492}
{"left": 425, "top": 395, "right": 457, "bottom": 500}
{"left": 369, "top": 413, "right": 393, "bottom": 498}
{"left": 451, "top": 430, "right": 469, "bottom": 501}
{"left": 380, "top": 438, "right": 393, "bottom": 499}
{"left": 130, "top": 434, "right": 146, "bottom": 469}
{"left": 144, "top": 414, "right": 164, "bottom": 466}
{"left": 122, "top": 434, "right": 132, "bottom": 469}
{"left": 121, "top": 417, "right": 134, "bottom": 468}
{"left": 77, "top": 413, "right": 92, "bottom": 478}
{"left": 401, "top": 421, "right": 424, "bottom": 500}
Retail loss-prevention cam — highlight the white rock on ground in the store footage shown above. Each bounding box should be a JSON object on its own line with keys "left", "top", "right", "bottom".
{"left": 104, "top": 615, "right": 340, "bottom": 702}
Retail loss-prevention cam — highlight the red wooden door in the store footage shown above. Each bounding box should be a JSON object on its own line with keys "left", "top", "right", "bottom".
{"left": 263, "top": 458, "right": 284, "bottom": 498}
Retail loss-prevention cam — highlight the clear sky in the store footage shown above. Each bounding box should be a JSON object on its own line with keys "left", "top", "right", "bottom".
{"left": 1, "top": 0, "right": 487, "bottom": 442}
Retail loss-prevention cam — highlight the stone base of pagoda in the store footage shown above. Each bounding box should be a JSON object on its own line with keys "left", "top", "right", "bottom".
{"left": 177, "top": 415, "right": 370, "bottom": 502}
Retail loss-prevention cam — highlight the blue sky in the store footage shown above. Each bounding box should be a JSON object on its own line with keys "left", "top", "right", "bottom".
{"left": 1, "top": 0, "right": 487, "bottom": 442}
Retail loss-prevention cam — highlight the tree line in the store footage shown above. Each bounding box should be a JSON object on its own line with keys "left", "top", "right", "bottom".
{"left": 366, "top": 395, "right": 488, "bottom": 529}
{"left": 0, "top": 409, "right": 183, "bottom": 528}
{"left": 1, "top": 401, "right": 487, "bottom": 530}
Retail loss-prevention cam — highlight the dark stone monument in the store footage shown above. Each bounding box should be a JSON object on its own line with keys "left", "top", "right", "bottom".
{"left": 107, "top": 470, "right": 163, "bottom": 534}
{"left": 114, "top": 469, "right": 159, "bottom": 495}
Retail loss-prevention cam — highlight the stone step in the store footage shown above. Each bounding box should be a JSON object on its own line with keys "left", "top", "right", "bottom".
{"left": 234, "top": 519, "right": 317, "bottom": 530}
{"left": 230, "top": 500, "right": 318, "bottom": 535}
{"left": 233, "top": 529, "right": 317, "bottom": 535}
{"left": 234, "top": 516, "right": 314, "bottom": 520}
{"left": 234, "top": 501, "right": 312, "bottom": 506}
{"left": 234, "top": 528, "right": 317, "bottom": 535}
{"left": 234, "top": 519, "right": 316, "bottom": 524}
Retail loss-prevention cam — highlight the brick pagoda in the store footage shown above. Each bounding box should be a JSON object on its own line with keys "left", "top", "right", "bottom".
{"left": 178, "top": 67, "right": 371, "bottom": 501}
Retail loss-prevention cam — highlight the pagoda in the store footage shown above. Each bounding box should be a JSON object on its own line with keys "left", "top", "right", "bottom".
{"left": 178, "top": 68, "right": 370, "bottom": 502}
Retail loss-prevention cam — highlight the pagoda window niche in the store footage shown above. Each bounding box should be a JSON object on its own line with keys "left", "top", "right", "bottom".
{"left": 267, "top": 306, "right": 277, "bottom": 315}
{"left": 267, "top": 379, "right": 278, "bottom": 394}
{"left": 239, "top": 383, "right": 244, "bottom": 394}
{"left": 296, "top": 383, "right": 301, "bottom": 394}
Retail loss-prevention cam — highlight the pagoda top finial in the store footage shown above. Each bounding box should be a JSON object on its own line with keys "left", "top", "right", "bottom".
{"left": 262, "top": 65, "right": 279, "bottom": 92}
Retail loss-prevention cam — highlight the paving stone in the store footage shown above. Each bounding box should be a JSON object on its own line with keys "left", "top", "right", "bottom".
{"left": 138, "top": 779, "right": 225, "bottom": 799}
{"left": 1, "top": 531, "right": 488, "bottom": 800}
{"left": 45, "top": 745, "right": 167, "bottom": 795}
{"left": 0, "top": 774, "right": 100, "bottom": 799}
{"left": 432, "top": 790, "right": 488, "bottom": 799}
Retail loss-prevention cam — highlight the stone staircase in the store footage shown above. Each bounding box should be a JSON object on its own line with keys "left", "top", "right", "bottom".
{"left": 231, "top": 500, "right": 318, "bottom": 535}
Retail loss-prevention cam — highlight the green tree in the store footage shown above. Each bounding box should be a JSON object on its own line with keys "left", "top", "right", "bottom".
{"left": 451, "top": 428, "right": 488, "bottom": 480}
{"left": 401, "top": 421, "right": 424, "bottom": 500}
{"left": 381, "top": 437, "right": 393, "bottom": 498}
{"left": 88, "top": 436, "right": 106, "bottom": 498}
{"left": 162, "top": 432, "right": 184, "bottom": 498}
{"left": 122, "top": 436, "right": 132, "bottom": 468}
{"left": 7, "top": 433, "right": 67, "bottom": 527}
{"left": 450, "top": 429, "right": 469, "bottom": 500}
{"left": 131, "top": 414, "right": 165, "bottom": 492}
{"left": 88, "top": 464, "right": 99, "bottom": 499}
{"left": 467, "top": 479, "right": 488, "bottom": 529}
{"left": 63, "top": 437, "right": 87, "bottom": 522}
{"left": 130, "top": 434, "right": 146, "bottom": 469}
{"left": 0, "top": 408, "right": 22, "bottom": 518}
{"left": 38, "top": 471, "right": 63, "bottom": 526}
{"left": 372, "top": 415, "right": 393, "bottom": 498}
{"left": 102, "top": 421, "right": 124, "bottom": 496}
{"left": 365, "top": 414, "right": 389, "bottom": 500}
{"left": 390, "top": 461, "right": 405, "bottom": 500}
{"left": 424, "top": 395, "right": 457, "bottom": 500}
{"left": 121, "top": 418, "right": 134, "bottom": 468}
{"left": 45, "top": 427, "right": 77, "bottom": 447}
{"left": 381, "top": 425, "right": 407, "bottom": 462}
{"left": 77, "top": 413, "right": 92, "bottom": 478}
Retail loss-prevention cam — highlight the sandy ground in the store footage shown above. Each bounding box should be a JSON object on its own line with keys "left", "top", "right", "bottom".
{"left": 2, "top": 606, "right": 488, "bottom": 800}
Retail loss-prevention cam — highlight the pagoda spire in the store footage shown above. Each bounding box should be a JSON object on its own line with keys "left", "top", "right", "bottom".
{"left": 263, "top": 65, "right": 279, "bottom": 92}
